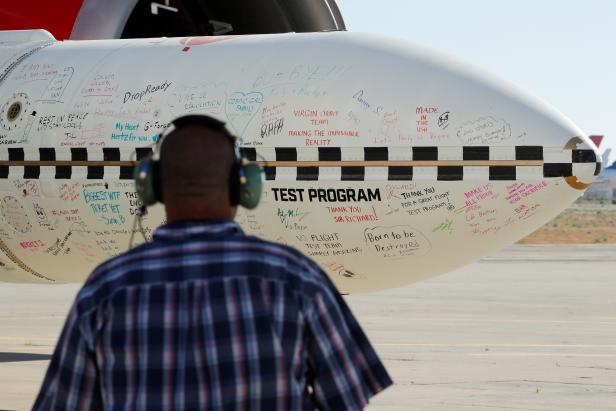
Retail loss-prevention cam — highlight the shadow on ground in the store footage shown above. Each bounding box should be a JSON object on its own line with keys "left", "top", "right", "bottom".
{"left": 0, "top": 352, "right": 52, "bottom": 363}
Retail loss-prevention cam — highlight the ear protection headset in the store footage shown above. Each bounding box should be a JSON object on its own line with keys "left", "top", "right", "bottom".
{"left": 133, "top": 114, "right": 262, "bottom": 209}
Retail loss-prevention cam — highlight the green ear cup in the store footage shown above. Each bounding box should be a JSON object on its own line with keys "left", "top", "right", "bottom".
{"left": 134, "top": 159, "right": 158, "bottom": 207}
{"left": 239, "top": 162, "right": 263, "bottom": 210}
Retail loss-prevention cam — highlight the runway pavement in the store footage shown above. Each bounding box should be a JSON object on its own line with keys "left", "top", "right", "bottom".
{"left": 1, "top": 244, "right": 615, "bottom": 410}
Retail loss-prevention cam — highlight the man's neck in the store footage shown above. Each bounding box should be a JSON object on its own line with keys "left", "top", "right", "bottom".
{"left": 164, "top": 200, "right": 236, "bottom": 223}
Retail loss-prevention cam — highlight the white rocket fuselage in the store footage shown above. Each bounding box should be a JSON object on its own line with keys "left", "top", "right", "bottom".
{"left": 0, "top": 30, "right": 600, "bottom": 292}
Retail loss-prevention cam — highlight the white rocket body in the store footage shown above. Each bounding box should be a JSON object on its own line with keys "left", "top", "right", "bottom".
{"left": 0, "top": 30, "right": 600, "bottom": 292}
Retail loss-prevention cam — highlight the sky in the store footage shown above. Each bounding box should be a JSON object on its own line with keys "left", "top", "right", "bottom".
{"left": 336, "top": 0, "right": 616, "bottom": 166}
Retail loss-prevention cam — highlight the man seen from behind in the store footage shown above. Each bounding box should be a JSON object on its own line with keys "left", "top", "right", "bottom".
{"left": 33, "top": 115, "right": 392, "bottom": 410}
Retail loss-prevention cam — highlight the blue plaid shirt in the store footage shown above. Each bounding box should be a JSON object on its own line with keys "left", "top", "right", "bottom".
{"left": 33, "top": 220, "right": 392, "bottom": 410}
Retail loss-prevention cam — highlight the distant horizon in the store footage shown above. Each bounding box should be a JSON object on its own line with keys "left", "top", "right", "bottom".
{"left": 337, "top": 0, "right": 615, "bottom": 167}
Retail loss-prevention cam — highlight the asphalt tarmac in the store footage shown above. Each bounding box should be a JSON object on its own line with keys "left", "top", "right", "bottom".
{"left": 1, "top": 244, "right": 615, "bottom": 410}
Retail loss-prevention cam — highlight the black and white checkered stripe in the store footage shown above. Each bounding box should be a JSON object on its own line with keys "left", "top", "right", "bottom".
{"left": 0, "top": 146, "right": 600, "bottom": 181}
{"left": 240, "top": 146, "right": 600, "bottom": 181}
{"left": 0, "top": 147, "right": 153, "bottom": 180}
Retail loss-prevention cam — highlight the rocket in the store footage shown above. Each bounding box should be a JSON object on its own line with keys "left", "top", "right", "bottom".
{"left": 0, "top": 29, "right": 600, "bottom": 292}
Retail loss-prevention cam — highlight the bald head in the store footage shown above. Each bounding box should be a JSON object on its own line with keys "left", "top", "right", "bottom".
{"left": 159, "top": 123, "right": 237, "bottom": 221}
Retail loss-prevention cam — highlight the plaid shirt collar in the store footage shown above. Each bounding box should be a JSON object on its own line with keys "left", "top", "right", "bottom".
{"left": 153, "top": 219, "right": 244, "bottom": 241}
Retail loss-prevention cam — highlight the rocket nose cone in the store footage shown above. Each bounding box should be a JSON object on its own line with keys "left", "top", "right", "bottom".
{"left": 560, "top": 135, "right": 602, "bottom": 190}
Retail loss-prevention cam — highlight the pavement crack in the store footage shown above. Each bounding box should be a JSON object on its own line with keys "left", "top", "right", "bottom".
{"left": 565, "top": 365, "right": 616, "bottom": 371}
{"left": 398, "top": 379, "right": 616, "bottom": 388}
{"left": 383, "top": 357, "right": 417, "bottom": 362}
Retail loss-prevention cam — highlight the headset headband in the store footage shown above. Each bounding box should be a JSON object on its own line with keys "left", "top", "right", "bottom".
{"left": 154, "top": 115, "right": 237, "bottom": 159}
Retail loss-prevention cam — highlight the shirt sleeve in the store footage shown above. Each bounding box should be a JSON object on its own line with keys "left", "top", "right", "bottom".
{"left": 305, "top": 286, "right": 393, "bottom": 410}
{"left": 32, "top": 304, "right": 103, "bottom": 411}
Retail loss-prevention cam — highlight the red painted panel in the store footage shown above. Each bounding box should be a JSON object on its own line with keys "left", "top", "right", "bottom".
{"left": 0, "top": 0, "right": 84, "bottom": 40}
{"left": 589, "top": 135, "right": 604, "bottom": 149}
